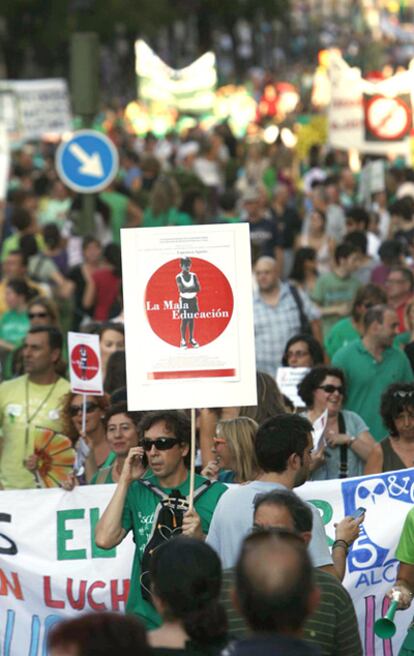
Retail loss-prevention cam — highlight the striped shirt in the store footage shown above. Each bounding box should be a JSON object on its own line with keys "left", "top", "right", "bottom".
{"left": 220, "top": 568, "right": 362, "bottom": 656}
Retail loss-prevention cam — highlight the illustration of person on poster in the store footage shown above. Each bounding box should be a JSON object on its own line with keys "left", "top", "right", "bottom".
{"left": 176, "top": 257, "right": 201, "bottom": 349}
{"left": 79, "top": 346, "right": 88, "bottom": 380}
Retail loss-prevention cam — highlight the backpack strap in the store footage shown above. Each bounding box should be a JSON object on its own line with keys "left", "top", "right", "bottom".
{"left": 191, "top": 479, "right": 212, "bottom": 503}
{"left": 288, "top": 284, "right": 312, "bottom": 335}
{"left": 137, "top": 478, "right": 170, "bottom": 501}
{"left": 338, "top": 412, "right": 348, "bottom": 479}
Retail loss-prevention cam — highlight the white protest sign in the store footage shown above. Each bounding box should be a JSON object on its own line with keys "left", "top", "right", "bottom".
{"left": 121, "top": 224, "right": 257, "bottom": 410}
{"left": 0, "top": 79, "right": 72, "bottom": 141}
{"left": 328, "top": 51, "right": 413, "bottom": 156}
{"left": 312, "top": 409, "right": 328, "bottom": 450}
{"left": 68, "top": 332, "right": 103, "bottom": 396}
{"left": 276, "top": 366, "right": 309, "bottom": 408}
{"left": 1, "top": 469, "right": 413, "bottom": 656}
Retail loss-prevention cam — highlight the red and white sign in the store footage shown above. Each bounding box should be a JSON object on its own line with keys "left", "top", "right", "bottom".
{"left": 121, "top": 224, "right": 257, "bottom": 410}
{"left": 328, "top": 50, "right": 414, "bottom": 156}
{"left": 68, "top": 332, "right": 103, "bottom": 395}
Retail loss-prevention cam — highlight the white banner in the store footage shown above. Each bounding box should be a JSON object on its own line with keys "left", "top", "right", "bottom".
{"left": 0, "top": 79, "right": 72, "bottom": 141}
{"left": 1, "top": 469, "right": 413, "bottom": 655}
{"left": 121, "top": 224, "right": 257, "bottom": 410}
{"left": 328, "top": 51, "right": 414, "bottom": 156}
{"left": 135, "top": 40, "right": 217, "bottom": 114}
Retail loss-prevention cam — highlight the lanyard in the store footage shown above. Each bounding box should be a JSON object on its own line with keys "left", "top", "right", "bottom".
{"left": 24, "top": 376, "right": 59, "bottom": 449}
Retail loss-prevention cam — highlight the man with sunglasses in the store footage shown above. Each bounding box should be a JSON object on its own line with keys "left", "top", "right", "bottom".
{"left": 95, "top": 409, "right": 227, "bottom": 630}
{"left": 0, "top": 326, "right": 69, "bottom": 489}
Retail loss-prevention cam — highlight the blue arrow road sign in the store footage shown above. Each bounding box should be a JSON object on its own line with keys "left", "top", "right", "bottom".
{"left": 55, "top": 129, "right": 119, "bottom": 193}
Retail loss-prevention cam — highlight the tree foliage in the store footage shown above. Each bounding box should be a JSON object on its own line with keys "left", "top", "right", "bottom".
{"left": 0, "top": 0, "right": 290, "bottom": 78}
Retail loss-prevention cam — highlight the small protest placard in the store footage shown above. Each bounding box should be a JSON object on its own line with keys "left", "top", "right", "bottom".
{"left": 276, "top": 367, "right": 309, "bottom": 409}
{"left": 68, "top": 332, "right": 103, "bottom": 395}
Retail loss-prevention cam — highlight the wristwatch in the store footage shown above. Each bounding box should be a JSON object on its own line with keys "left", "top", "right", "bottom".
{"left": 348, "top": 435, "right": 356, "bottom": 447}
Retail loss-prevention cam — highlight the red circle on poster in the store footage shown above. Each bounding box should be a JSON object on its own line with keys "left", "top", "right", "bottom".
{"left": 145, "top": 257, "right": 234, "bottom": 348}
{"left": 71, "top": 344, "right": 99, "bottom": 380}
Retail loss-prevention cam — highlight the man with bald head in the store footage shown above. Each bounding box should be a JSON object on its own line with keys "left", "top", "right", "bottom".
{"left": 231, "top": 530, "right": 320, "bottom": 655}
{"left": 253, "top": 256, "right": 321, "bottom": 376}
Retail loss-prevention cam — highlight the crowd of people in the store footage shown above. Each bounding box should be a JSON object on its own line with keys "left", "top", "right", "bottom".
{"left": 4, "top": 123, "right": 414, "bottom": 654}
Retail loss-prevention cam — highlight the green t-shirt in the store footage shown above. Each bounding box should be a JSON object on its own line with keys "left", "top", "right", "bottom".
{"left": 394, "top": 332, "right": 410, "bottom": 349}
{"left": 1, "top": 233, "right": 44, "bottom": 262}
{"left": 143, "top": 207, "right": 192, "bottom": 228}
{"left": 396, "top": 507, "right": 414, "bottom": 565}
{"left": 121, "top": 472, "right": 227, "bottom": 629}
{"left": 0, "top": 374, "right": 70, "bottom": 489}
{"left": 324, "top": 317, "right": 359, "bottom": 359}
{"left": 100, "top": 191, "right": 129, "bottom": 246}
{"left": 90, "top": 465, "right": 114, "bottom": 485}
{"left": 332, "top": 340, "right": 414, "bottom": 441}
{"left": 312, "top": 272, "right": 361, "bottom": 337}
{"left": 0, "top": 309, "right": 30, "bottom": 346}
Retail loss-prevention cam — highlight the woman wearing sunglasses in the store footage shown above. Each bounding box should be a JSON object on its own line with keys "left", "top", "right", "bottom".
{"left": 201, "top": 417, "right": 259, "bottom": 484}
{"left": 298, "top": 366, "right": 375, "bottom": 480}
{"left": 365, "top": 383, "right": 414, "bottom": 474}
{"left": 91, "top": 402, "right": 145, "bottom": 484}
{"left": 60, "top": 391, "right": 111, "bottom": 483}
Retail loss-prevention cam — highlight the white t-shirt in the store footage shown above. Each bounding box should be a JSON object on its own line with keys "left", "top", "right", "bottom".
{"left": 206, "top": 480, "right": 333, "bottom": 569}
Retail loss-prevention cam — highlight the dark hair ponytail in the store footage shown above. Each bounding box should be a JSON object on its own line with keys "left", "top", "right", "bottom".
{"left": 150, "top": 537, "right": 227, "bottom": 646}
{"left": 183, "top": 598, "right": 227, "bottom": 645}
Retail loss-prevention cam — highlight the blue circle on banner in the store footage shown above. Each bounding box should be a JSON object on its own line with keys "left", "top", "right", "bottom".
{"left": 55, "top": 129, "right": 119, "bottom": 193}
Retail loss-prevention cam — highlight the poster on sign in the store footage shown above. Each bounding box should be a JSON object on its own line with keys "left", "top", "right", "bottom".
{"left": 121, "top": 224, "right": 256, "bottom": 410}
{"left": 68, "top": 332, "right": 103, "bottom": 396}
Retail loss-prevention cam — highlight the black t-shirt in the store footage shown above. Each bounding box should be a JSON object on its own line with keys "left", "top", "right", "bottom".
{"left": 247, "top": 218, "right": 281, "bottom": 263}
{"left": 270, "top": 206, "right": 302, "bottom": 249}
{"left": 68, "top": 265, "right": 93, "bottom": 330}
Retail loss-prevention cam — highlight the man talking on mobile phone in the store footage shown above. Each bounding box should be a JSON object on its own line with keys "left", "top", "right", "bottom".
{"left": 95, "top": 409, "right": 227, "bottom": 630}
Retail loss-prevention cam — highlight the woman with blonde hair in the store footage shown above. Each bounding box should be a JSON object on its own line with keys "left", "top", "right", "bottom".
{"left": 201, "top": 416, "right": 259, "bottom": 483}
{"left": 199, "top": 371, "right": 286, "bottom": 466}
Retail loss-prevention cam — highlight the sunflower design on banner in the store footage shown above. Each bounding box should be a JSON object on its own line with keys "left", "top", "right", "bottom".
{"left": 33, "top": 427, "right": 76, "bottom": 488}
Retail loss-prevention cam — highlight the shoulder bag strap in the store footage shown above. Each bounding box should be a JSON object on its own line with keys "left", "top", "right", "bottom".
{"left": 338, "top": 412, "right": 348, "bottom": 479}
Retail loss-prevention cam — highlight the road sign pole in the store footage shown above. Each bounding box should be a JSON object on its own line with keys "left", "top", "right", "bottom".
{"left": 70, "top": 32, "right": 100, "bottom": 237}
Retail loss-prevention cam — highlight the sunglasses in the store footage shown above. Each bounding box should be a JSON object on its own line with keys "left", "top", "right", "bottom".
{"left": 318, "top": 384, "right": 344, "bottom": 395}
{"left": 287, "top": 350, "right": 309, "bottom": 359}
{"left": 141, "top": 437, "right": 181, "bottom": 452}
{"left": 29, "top": 312, "right": 49, "bottom": 320}
{"left": 69, "top": 402, "right": 98, "bottom": 417}
{"left": 393, "top": 391, "right": 414, "bottom": 399}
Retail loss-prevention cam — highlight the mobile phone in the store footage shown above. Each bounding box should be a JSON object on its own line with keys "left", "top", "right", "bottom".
{"left": 351, "top": 506, "right": 366, "bottom": 519}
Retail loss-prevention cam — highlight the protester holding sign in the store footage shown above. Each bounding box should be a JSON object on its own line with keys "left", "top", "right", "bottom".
{"left": 95, "top": 410, "right": 227, "bottom": 629}
{"left": 298, "top": 366, "right": 375, "bottom": 479}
